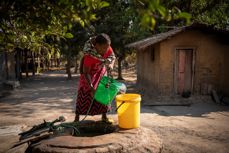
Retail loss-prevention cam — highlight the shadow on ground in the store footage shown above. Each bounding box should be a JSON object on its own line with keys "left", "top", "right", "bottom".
{"left": 0, "top": 70, "right": 79, "bottom": 118}
{"left": 141, "top": 101, "right": 229, "bottom": 118}
{"left": 1, "top": 70, "right": 229, "bottom": 119}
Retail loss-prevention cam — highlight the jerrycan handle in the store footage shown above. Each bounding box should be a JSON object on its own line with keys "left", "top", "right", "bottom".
{"left": 115, "top": 101, "right": 125, "bottom": 112}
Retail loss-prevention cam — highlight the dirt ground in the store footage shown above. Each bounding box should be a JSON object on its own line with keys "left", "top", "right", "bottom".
{"left": 0, "top": 69, "right": 229, "bottom": 153}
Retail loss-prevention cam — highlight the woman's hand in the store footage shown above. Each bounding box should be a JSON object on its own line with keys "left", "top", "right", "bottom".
{"left": 108, "top": 63, "right": 114, "bottom": 70}
{"left": 105, "top": 57, "right": 115, "bottom": 70}
{"left": 90, "top": 84, "right": 96, "bottom": 96}
{"left": 105, "top": 60, "right": 114, "bottom": 70}
{"left": 83, "top": 72, "right": 95, "bottom": 96}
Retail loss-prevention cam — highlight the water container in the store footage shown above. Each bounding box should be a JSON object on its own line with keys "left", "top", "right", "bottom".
{"left": 94, "top": 76, "right": 124, "bottom": 105}
{"left": 116, "top": 94, "right": 141, "bottom": 129}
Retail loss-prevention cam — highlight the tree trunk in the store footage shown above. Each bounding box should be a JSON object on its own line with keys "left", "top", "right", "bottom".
{"left": 15, "top": 48, "right": 21, "bottom": 80}
{"left": 42, "top": 52, "right": 45, "bottom": 71}
{"left": 187, "top": 0, "right": 192, "bottom": 12}
{"left": 57, "top": 58, "right": 60, "bottom": 68}
{"left": 4, "top": 52, "right": 9, "bottom": 80}
{"left": 66, "top": 55, "right": 72, "bottom": 79}
{"left": 32, "top": 52, "right": 35, "bottom": 76}
{"left": 74, "top": 58, "right": 78, "bottom": 74}
{"left": 37, "top": 51, "right": 41, "bottom": 73}
{"left": 117, "top": 57, "right": 124, "bottom": 80}
{"left": 25, "top": 49, "right": 29, "bottom": 77}
{"left": 46, "top": 59, "right": 49, "bottom": 70}
{"left": 54, "top": 55, "right": 57, "bottom": 67}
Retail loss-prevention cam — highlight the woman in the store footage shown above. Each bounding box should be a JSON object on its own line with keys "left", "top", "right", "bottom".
{"left": 74, "top": 33, "right": 115, "bottom": 123}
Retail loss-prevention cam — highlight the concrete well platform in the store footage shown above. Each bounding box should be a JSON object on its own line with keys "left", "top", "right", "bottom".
{"left": 27, "top": 121, "right": 162, "bottom": 153}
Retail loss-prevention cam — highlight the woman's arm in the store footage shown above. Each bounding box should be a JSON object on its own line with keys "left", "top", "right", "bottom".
{"left": 83, "top": 66, "right": 95, "bottom": 95}
{"left": 106, "top": 48, "right": 116, "bottom": 70}
{"left": 83, "top": 68, "right": 93, "bottom": 87}
{"left": 108, "top": 56, "right": 115, "bottom": 69}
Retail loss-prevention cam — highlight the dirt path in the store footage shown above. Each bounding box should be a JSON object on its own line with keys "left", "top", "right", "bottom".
{"left": 142, "top": 103, "right": 229, "bottom": 153}
{"left": 0, "top": 70, "right": 229, "bottom": 153}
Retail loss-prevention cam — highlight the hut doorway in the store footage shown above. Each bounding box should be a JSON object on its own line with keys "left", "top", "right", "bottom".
{"left": 175, "top": 49, "right": 194, "bottom": 95}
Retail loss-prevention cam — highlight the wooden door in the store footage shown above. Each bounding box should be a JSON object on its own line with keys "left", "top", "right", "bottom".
{"left": 177, "top": 49, "right": 193, "bottom": 94}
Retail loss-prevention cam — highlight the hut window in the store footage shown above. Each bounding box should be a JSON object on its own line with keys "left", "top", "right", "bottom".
{"left": 150, "top": 47, "right": 155, "bottom": 62}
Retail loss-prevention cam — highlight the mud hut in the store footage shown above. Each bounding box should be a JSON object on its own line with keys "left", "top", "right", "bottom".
{"left": 126, "top": 23, "right": 229, "bottom": 97}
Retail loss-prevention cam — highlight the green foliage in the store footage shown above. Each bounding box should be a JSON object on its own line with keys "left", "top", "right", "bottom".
{"left": 191, "top": 0, "right": 229, "bottom": 29}
{"left": 160, "top": 0, "right": 228, "bottom": 30}
{"left": 92, "top": 0, "right": 191, "bottom": 58}
{"left": 57, "top": 22, "right": 89, "bottom": 59}
{"left": 131, "top": 0, "right": 191, "bottom": 30}
{"left": 93, "top": 1, "right": 133, "bottom": 56}
{"left": 1, "top": 0, "right": 226, "bottom": 68}
{"left": 65, "top": 33, "right": 74, "bottom": 39}
{"left": 0, "top": 0, "right": 109, "bottom": 53}
{"left": 89, "top": 0, "right": 198, "bottom": 79}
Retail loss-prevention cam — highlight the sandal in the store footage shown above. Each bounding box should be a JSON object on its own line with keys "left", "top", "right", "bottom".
{"left": 101, "top": 118, "right": 114, "bottom": 124}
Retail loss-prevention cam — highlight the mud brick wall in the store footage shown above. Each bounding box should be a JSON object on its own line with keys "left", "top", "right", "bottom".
{"left": 137, "top": 29, "right": 229, "bottom": 95}
{"left": 222, "top": 49, "right": 229, "bottom": 96}
{"left": 137, "top": 43, "right": 160, "bottom": 95}
{"left": 6, "top": 52, "right": 16, "bottom": 80}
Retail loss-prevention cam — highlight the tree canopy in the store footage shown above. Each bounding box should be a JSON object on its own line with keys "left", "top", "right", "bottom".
{"left": 1, "top": 0, "right": 228, "bottom": 80}
{"left": 0, "top": 0, "right": 109, "bottom": 52}
{"left": 158, "top": 0, "right": 229, "bottom": 30}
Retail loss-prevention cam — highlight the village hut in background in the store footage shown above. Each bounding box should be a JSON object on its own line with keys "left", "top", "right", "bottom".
{"left": 126, "top": 23, "right": 229, "bottom": 99}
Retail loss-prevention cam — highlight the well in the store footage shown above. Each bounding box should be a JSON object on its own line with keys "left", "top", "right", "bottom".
{"left": 26, "top": 120, "right": 162, "bottom": 153}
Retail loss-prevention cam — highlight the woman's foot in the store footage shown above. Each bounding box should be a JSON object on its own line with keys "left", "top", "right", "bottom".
{"left": 102, "top": 117, "right": 114, "bottom": 124}
{"left": 101, "top": 113, "right": 114, "bottom": 124}
{"left": 74, "top": 114, "right": 79, "bottom": 122}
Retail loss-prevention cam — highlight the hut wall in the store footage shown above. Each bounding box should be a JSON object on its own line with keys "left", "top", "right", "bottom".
{"left": 158, "top": 41, "right": 174, "bottom": 95}
{"left": 0, "top": 52, "right": 17, "bottom": 81}
{"left": 137, "top": 44, "right": 160, "bottom": 94}
{"left": 195, "top": 33, "right": 225, "bottom": 94}
{"left": 0, "top": 53, "right": 5, "bottom": 89}
{"left": 159, "top": 30, "right": 226, "bottom": 95}
{"left": 7, "top": 52, "right": 16, "bottom": 80}
{"left": 222, "top": 48, "right": 229, "bottom": 96}
{"left": 0, "top": 52, "right": 17, "bottom": 91}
